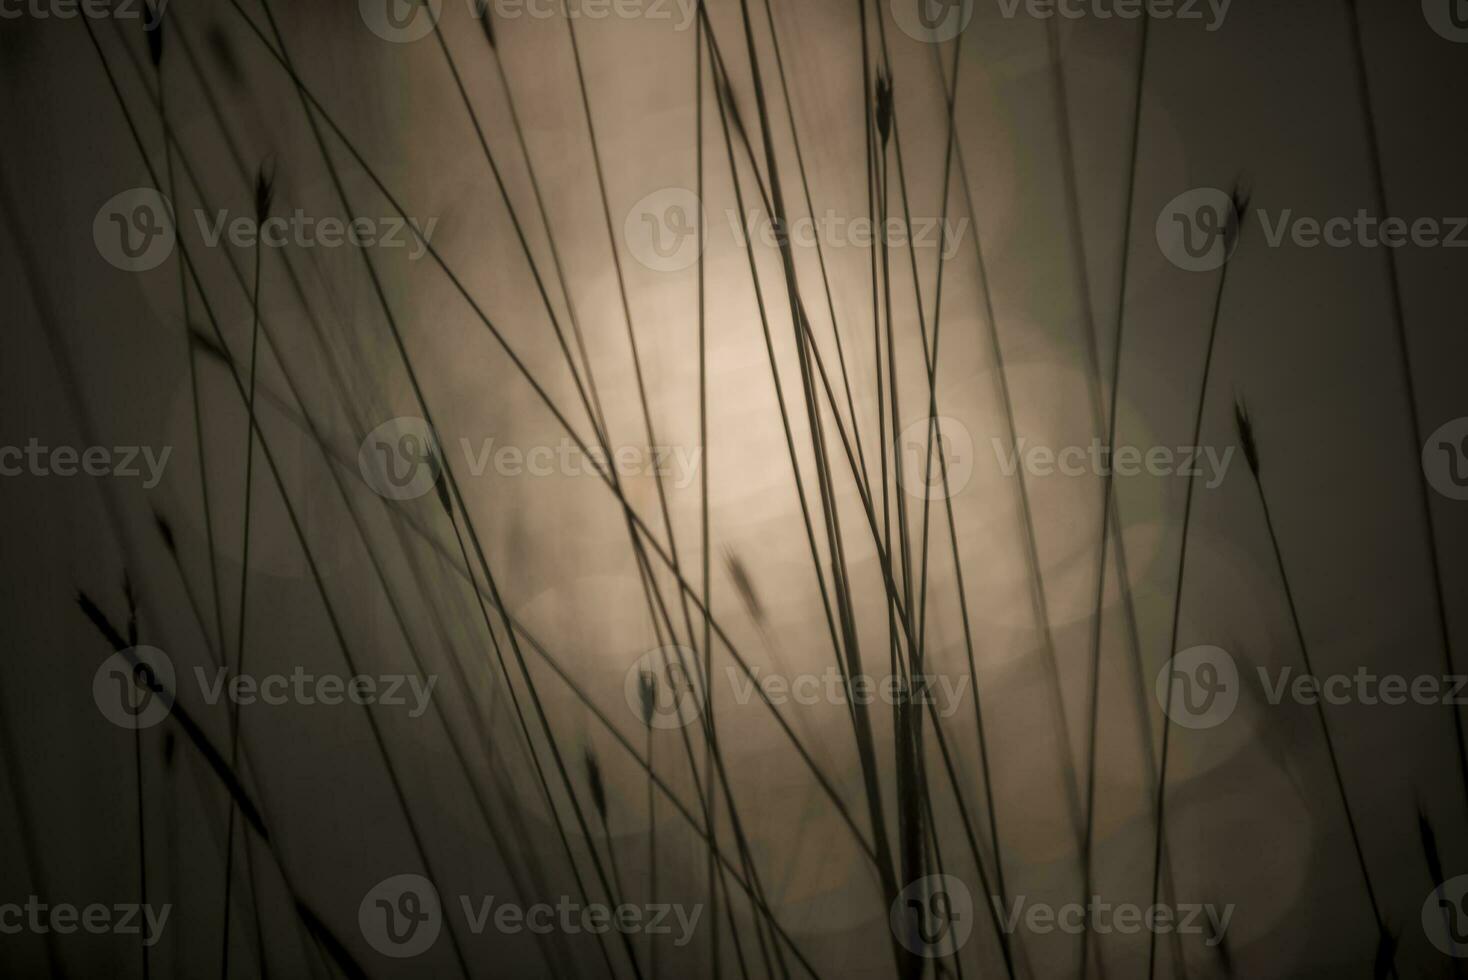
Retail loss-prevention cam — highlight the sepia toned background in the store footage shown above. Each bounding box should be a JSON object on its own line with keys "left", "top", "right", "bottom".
{"left": 1, "top": 0, "right": 1466, "bottom": 976}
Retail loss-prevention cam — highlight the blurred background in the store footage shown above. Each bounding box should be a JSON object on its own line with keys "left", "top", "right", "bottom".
{"left": 1, "top": 0, "right": 1466, "bottom": 976}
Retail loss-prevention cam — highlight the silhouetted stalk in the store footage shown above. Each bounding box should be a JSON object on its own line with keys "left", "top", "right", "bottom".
{"left": 1234, "top": 400, "right": 1395, "bottom": 975}
{"left": 1147, "top": 183, "right": 1248, "bottom": 980}
{"left": 1341, "top": 0, "right": 1467, "bottom": 809}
